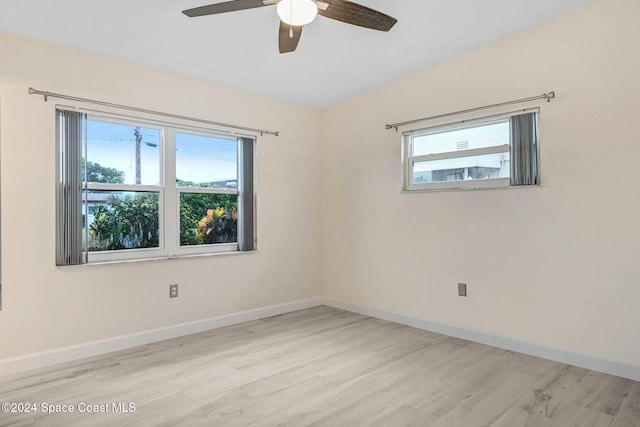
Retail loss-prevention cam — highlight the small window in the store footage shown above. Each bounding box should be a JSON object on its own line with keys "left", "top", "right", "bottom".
{"left": 402, "top": 110, "right": 539, "bottom": 191}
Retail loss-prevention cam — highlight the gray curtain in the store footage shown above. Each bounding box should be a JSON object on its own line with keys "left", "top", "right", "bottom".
{"left": 56, "top": 110, "right": 86, "bottom": 265}
{"left": 510, "top": 112, "right": 539, "bottom": 186}
{"left": 238, "top": 137, "right": 255, "bottom": 252}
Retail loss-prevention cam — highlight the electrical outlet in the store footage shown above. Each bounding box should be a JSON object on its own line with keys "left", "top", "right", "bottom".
{"left": 458, "top": 283, "right": 467, "bottom": 297}
{"left": 169, "top": 284, "right": 178, "bottom": 298}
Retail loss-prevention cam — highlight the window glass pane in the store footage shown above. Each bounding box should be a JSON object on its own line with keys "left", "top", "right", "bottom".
{"left": 413, "top": 120, "right": 509, "bottom": 156}
{"left": 413, "top": 153, "right": 510, "bottom": 183}
{"left": 180, "top": 193, "right": 238, "bottom": 246}
{"left": 86, "top": 120, "right": 161, "bottom": 185}
{"left": 84, "top": 191, "right": 159, "bottom": 251}
{"left": 176, "top": 132, "right": 237, "bottom": 189}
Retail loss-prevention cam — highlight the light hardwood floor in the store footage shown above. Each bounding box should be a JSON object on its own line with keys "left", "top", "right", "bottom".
{"left": 1, "top": 306, "right": 638, "bottom": 426}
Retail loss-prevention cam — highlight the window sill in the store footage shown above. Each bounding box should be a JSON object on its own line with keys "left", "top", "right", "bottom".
{"left": 402, "top": 183, "right": 543, "bottom": 193}
{"left": 57, "top": 249, "right": 257, "bottom": 269}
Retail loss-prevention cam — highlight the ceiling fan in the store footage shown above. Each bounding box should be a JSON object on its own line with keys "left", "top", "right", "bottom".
{"left": 182, "top": 0, "right": 397, "bottom": 53}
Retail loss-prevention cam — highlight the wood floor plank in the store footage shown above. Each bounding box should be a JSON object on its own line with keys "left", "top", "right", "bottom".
{"left": 610, "top": 381, "right": 640, "bottom": 427}
{"left": 0, "top": 306, "right": 638, "bottom": 426}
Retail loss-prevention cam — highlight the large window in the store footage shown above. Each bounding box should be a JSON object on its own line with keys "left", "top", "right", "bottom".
{"left": 402, "top": 110, "right": 539, "bottom": 191}
{"left": 56, "top": 109, "right": 256, "bottom": 265}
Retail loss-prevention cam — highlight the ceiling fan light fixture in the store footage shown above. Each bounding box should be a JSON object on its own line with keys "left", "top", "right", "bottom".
{"left": 277, "top": 0, "right": 318, "bottom": 26}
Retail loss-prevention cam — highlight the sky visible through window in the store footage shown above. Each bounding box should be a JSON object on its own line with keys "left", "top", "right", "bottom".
{"left": 86, "top": 120, "right": 238, "bottom": 186}
{"left": 176, "top": 132, "right": 237, "bottom": 186}
{"left": 412, "top": 120, "right": 509, "bottom": 156}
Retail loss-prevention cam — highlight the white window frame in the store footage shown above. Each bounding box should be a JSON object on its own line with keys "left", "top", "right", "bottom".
{"left": 402, "top": 108, "right": 538, "bottom": 192}
{"left": 172, "top": 128, "right": 240, "bottom": 257}
{"left": 85, "top": 116, "right": 166, "bottom": 263}
{"left": 76, "top": 110, "right": 252, "bottom": 264}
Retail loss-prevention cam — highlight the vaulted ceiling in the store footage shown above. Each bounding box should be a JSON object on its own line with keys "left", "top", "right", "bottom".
{"left": 0, "top": 0, "right": 595, "bottom": 109}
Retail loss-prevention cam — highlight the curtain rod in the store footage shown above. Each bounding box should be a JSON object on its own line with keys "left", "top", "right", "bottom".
{"left": 28, "top": 87, "right": 279, "bottom": 137}
{"left": 385, "top": 91, "right": 555, "bottom": 131}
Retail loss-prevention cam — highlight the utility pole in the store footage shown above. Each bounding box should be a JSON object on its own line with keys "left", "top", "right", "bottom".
{"left": 134, "top": 127, "right": 142, "bottom": 184}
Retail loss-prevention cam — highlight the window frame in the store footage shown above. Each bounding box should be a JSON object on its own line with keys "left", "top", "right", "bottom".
{"left": 402, "top": 108, "right": 539, "bottom": 192}
{"left": 58, "top": 107, "right": 256, "bottom": 265}
{"left": 172, "top": 127, "right": 241, "bottom": 257}
{"left": 84, "top": 116, "right": 166, "bottom": 263}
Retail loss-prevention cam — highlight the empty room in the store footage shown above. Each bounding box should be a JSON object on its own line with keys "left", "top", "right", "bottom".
{"left": 0, "top": 0, "right": 639, "bottom": 425}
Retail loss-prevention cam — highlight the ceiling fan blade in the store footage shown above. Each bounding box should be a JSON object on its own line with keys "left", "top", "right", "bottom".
{"left": 318, "top": 0, "right": 397, "bottom": 31}
{"left": 182, "top": 0, "right": 273, "bottom": 17}
{"left": 279, "top": 22, "right": 303, "bottom": 53}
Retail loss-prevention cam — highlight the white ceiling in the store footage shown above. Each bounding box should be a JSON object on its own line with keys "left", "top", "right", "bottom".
{"left": 0, "top": 0, "right": 595, "bottom": 109}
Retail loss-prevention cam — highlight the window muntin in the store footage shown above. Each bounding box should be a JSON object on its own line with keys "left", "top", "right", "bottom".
{"left": 403, "top": 110, "right": 538, "bottom": 191}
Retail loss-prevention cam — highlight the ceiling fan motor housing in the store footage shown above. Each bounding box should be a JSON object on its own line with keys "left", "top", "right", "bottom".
{"left": 277, "top": 0, "right": 319, "bottom": 26}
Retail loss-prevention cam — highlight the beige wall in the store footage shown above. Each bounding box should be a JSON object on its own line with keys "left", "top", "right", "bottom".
{"left": 321, "top": 0, "right": 640, "bottom": 365}
{"left": 0, "top": 33, "right": 324, "bottom": 359}
{"left": 1, "top": 0, "right": 638, "bottom": 368}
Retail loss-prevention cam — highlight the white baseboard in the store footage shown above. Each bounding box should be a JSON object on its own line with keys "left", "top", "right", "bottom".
{"left": 0, "top": 297, "right": 324, "bottom": 378}
{"left": 320, "top": 296, "right": 640, "bottom": 382}
{"left": 3, "top": 295, "right": 639, "bottom": 382}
